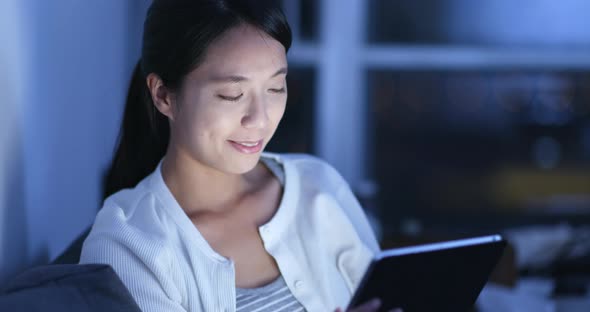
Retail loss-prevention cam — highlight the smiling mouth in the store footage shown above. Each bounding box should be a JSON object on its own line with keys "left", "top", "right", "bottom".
{"left": 228, "top": 139, "right": 263, "bottom": 154}
{"left": 235, "top": 141, "right": 259, "bottom": 147}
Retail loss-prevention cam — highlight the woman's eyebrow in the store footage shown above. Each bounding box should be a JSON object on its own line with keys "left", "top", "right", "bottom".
{"left": 209, "top": 67, "right": 288, "bottom": 83}
{"left": 271, "top": 67, "right": 288, "bottom": 78}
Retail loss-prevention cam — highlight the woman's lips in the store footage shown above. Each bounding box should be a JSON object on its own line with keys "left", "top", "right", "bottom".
{"left": 228, "top": 140, "right": 263, "bottom": 154}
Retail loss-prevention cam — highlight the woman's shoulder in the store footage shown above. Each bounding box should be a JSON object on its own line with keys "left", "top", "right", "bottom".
{"left": 264, "top": 152, "right": 346, "bottom": 190}
{"left": 80, "top": 179, "right": 177, "bottom": 303}
{"left": 88, "top": 173, "right": 172, "bottom": 247}
{"left": 263, "top": 152, "right": 339, "bottom": 176}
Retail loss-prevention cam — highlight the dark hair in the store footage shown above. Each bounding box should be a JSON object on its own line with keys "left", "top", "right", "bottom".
{"left": 102, "top": 0, "right": 292, "bottom": 199}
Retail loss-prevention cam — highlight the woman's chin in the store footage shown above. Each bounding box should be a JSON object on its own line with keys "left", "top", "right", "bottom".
{"left": 225, "top": 154, "right": 263, "bottom": 175}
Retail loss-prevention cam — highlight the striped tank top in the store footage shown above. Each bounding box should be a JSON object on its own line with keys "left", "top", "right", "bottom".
{"left": 235, "top": 157, "right": 306, "bottom": 312}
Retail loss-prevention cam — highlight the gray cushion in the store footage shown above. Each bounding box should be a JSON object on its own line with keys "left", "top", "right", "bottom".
{"left": 0, "top": 264, "right": 141, "bottom": 312}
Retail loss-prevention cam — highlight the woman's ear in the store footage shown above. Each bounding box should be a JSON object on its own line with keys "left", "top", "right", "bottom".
{"left": 146, "top": 73, "right": 176, "bottom": 121}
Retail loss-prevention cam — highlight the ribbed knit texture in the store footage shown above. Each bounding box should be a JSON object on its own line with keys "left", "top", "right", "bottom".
{"left": 80, "top": 153, "right": 379, "bottom": 312}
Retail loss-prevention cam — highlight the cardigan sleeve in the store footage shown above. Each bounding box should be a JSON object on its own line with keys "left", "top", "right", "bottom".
{"left": 334, "top": 178, "right": 381, "bottom": 254}
{"left": 80, "top": 225, "right": 187, "bottom": 312}
{"left": 307, "top": 155, "right": 381, "bottom": 254}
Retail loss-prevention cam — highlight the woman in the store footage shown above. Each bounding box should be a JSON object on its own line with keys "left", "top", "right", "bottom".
{"left": 80, "top": 1, "right": 394, "bottom": 311}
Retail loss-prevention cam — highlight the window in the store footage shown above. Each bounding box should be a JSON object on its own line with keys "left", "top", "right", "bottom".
{"left": 283, "top": 0, "right": 590, "bottom": 236}
{"left": 266, "top": 67, "right": 316, "bottom": 154}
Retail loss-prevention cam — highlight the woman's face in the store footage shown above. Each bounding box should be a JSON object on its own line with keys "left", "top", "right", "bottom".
{"left": 170, "top": 24, "right": 288, "bottom": 174}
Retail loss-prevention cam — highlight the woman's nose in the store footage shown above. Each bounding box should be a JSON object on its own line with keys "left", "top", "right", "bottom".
{"left": 241, "top": 95, "right": 269, "bottom": 129}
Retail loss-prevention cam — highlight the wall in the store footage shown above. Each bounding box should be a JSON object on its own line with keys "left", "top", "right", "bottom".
{"left": 0, "top": 0, "right": 150, "bottom": 283}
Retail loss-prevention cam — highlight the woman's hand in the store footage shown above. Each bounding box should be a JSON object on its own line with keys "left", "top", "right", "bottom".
{"left": 334, "top": 298, "right": 403, "bottom": 312}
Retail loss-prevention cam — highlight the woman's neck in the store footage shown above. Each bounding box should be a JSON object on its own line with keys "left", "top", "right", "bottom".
{"left": 161, "top": 148, "right": 262, "bottom": 216}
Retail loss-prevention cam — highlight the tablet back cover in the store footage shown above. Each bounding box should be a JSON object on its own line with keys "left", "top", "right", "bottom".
{"left": 349, "top": 238, "right": 506, "bottom": 312}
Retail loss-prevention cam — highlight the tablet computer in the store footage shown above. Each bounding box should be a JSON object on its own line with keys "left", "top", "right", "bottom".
{"left": 347, "top": 234, "right": 507, "bottom": 312}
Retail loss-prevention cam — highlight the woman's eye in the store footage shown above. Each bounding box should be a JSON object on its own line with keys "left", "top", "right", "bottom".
{"left": 269, "top": 87, "right": 286, "bottom": 94}
{"left": 218, "top": 93, "right": 243, "bottom": 101}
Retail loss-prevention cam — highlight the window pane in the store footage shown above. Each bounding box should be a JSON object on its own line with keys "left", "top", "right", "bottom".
{"left": 368, "top": 70, "right": 590, "bottom": 233}
{"left": 266, "top": 66, "right": 315, "bottom": 154}
{"left": 368, "top": 0, "right": 590, "bottom": 47}
{"left": 299, "top": 0, "right": 318, "bottom": 41}
{"left": 282, "top": 0, "right": 319, "bottom": 42}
